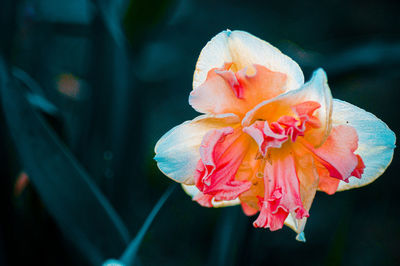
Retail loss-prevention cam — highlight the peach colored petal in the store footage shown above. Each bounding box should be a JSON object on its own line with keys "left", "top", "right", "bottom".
{"left": 189, "top": 64, "right": 287, "bottom": 116}
{"left": 237, "top": 142, "right": 264, "bottom": 213}
{"left": 317, "top": 170, "right": 340, "bottom": 195}
{"left": 301, "top": 125, "right": 362, "bottom": 182}
{"left": 287, "top": 148, "right": 319, "bottom": 239}
{"left": 243, "top": 103, "right": 320, "bottom": 156}
{"left": 243, "top": 69, "right": 332, "bottom": 147}
{"left": 312, "top": 155, "right": 341, "bottom": 195}
{"left": 241, "top": 201, "right": 259, "bottom": 216}
{"left": 235, "top": 65, "right": 287, "bottom": 108}
{"left": 190, "top": 65, "right": 244, "bottom": 115}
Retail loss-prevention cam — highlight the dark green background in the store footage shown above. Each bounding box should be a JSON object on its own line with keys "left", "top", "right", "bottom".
{"left": 0, "top": 0, "right": 399, "bottom": 265}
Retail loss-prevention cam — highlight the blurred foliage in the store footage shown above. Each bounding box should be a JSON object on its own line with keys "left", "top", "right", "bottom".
{"left": 0, "top": 60, "right": 130, "bottom": 265}
{"left": 123, "top": 0, "right": 177, "bottom": 49}
{"left": 0, "top": 0, "right": 400, "bottom": 265}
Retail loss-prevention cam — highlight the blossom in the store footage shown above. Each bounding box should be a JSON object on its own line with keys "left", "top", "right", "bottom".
{"left": 154, "top": 30, "right": 396, "bottom": 241}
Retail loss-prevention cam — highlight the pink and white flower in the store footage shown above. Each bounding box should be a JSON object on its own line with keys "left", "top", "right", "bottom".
{"left": 154, "top": 30, "right": 396, "bottom": 241}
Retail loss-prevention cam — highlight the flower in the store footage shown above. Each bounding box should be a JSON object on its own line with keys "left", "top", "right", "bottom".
{"left": 154, "top": 30, "right": 396, "bottom": 241}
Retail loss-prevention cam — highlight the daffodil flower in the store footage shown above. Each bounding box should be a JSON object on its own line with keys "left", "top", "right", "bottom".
{"left": 154, "top": 30, "right": 396, "bottom": 241}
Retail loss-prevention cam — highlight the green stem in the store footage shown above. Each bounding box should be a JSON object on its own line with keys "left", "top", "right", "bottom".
{"left": 110, "top": 184, "right": 176, "bottom": 266}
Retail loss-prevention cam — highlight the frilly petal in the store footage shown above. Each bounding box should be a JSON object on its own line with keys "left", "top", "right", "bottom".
{"left": 243, "top": 68, "right": 332, "bottom": 147}
{"left": 154, "top": 114, "right": 240, "bottom": 185}
{"left": 189, "top": 64, "right": 287, "bottom": 116}
{"left": 331, "top": 99, "right": 396, "bottom": 191}
{"left": 281, "top": 149, "right": 318, "bottom": 241}
{"left": 193, "top": 30, "right": 304, "bottom": 91}
{"left": 181, "top": 184, "right": 240, "bottom": 207}
{"left": 253, "top": 152, "right": 309, "bottom": 231}
{"left": 194, "top": 127, "right": 252, "bottom": 204}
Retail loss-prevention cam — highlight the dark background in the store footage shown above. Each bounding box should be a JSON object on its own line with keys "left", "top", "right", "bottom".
{"left": 0, "top": 0, "right": 399, "bottom": 265}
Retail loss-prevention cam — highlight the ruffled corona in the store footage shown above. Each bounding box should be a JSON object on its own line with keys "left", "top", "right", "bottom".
{"left": 154, "top": 30, "right": 396, "bottom": 240}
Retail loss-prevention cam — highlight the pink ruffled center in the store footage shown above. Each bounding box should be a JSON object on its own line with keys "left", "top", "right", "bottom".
{"left": 194, "top": 127, "right": 252, "bottom": 207}
{"left": 242, "top": 102, "right": 320, "bottom": 230}
{"left": 253, "top": 154, "right": 309, "bottom": 231}
{"left": 191, "top": 91, "right": 365, "bottom": 232}
{"left": 243, "top": 101, "right": 321, "bottom": 156}
{"left": 242, "top": 100, "right": 365, "bottom": 230}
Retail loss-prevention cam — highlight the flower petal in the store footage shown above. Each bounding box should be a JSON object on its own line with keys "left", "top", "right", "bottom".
{"left": 253, "top": 151, "right": 309, "bottom": 231}
{"left": 194, "top": 127, "right": 252, "bottom": 203}
{"left": 154, "top": 114, "right": 240, "bottom": 185}
{"left": 301, "top": 125, "right": 360, "bottom": 182}
{"left": 331, "top": 99, "right": 396, "bottom": 191}
{"left": 241, "top": 201, "right": 259, "bottom": 216}
{"left": 181, "top": 184, "right": 241, "bottom": 207}
{"left": 285, "top": 150, "right": 319, "bottom": 241}
{"left": 243, "top": 68, "right": 332, "bottom": 147}
{"left": 189, "top": 65, "right": 247, "bottom": 115}
{"left": 193, "top": 30, "right": 304, "bottom": 91}
{"left": 243, "top": 120, "right": 288, "bottom": 156}
{"left": 189, "top": 64, "right": 287, "bottom": 116}
{"left": 316, "top": 163, "right": 340, "bottom": 195}
{"left": 237, "top": 142, "right": 264, "bottom": 213}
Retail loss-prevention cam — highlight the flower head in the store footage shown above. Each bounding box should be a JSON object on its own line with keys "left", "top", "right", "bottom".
{"left": 154, "top": 30, "right": 396, "bottom": 240}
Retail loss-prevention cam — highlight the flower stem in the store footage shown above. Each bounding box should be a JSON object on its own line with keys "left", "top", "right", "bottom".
{"left": 118, "top": 184, "right": 176, "bottom": 266}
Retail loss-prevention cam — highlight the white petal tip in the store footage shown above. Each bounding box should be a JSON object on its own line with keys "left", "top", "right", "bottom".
{"left": 296, "top": 232, "right": 306, "bottom": 242}
{"left": 312, "top": 68, "right": 327, "bottom": 82}
{"left": 193, "top": 30, "right": 305, "bottom": 91}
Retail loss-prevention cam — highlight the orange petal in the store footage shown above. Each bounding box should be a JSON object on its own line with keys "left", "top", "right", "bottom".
{"left": 284, "top": 148, "right": 319, "bottom": 238}
{"left": 237, "top": 141, "right": 264, "bottom": 213}
{"left": 317, "top": 165, "right": 340, "bottom": 195}
{"left": 241, "top": 201, "right": 259, "bottom": 216}
{"left": 189, "top": 64, "right": 287, "bottom": 116}
{"left": 243, "top": 69, "right": 332, "bottom": 147}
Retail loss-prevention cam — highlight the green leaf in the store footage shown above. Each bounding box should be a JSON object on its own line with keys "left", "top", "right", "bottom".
{"left": 103, "top": 184, "right": 176, "bottom": 266}
{"left": 0, "top": 58, "right": 130, "bottom": 265}
{"left": 119, "top": 184, "right": 175, "bottom": 265}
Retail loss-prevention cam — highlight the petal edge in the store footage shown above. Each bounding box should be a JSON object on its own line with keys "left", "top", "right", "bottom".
{"left": 154, "top": 114, "right": 240, "bottom": 184}
{"left": 332, "top": 99, "right": 396, "bottom": 191}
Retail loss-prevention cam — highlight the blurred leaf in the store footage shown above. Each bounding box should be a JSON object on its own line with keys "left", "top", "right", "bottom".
{"left": 0, "top": 58, "right": 130, "bottom": 265}
{"left": 103, "top": 184, "right": 176, "bottom": 266}
{"left": 25, "top": 93, "right": 58, "bottom": 115}
{"left": 119, "top": 184, "right": 176, "bottom": 266}
{"left": 123, "top": 0, "right": 177, "bottom": 48}
{"left": 96, "top": 0, "right": 129, "bottom": 47}
{"left": 12, "top": 67, "right": 58, "bottom": 115}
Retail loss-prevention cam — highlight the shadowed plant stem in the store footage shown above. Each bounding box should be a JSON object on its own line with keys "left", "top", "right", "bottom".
{"left": 119, "top": 184, "right": 176, "bottom": 266}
